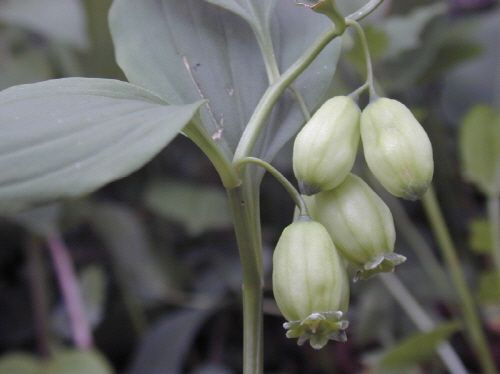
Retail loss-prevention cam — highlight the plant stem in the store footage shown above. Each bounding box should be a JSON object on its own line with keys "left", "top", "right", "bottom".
{"left": 227, "top": 180, "right": 264, "bottom": 374}
{"left": 379, "top": 273, "right": 468, "bottom": 374}
{"left": 346, "top": 20, "right": 377, "bottom": 99}
{"left": 233, "top": 23, "right": 345, "bottom": 162}
{"left": 46, "top": 233, "right": 94, "bottom": 350}
{"left": 346, "top": 0, "right": 385, "bottom": 21}
{"left": 233, "top": 157, "right": 309, "bottom": 217}
{"left": 422, "top": 184, "right": 497, "bottom": 374}
{"left": 376, "top": 185, "right": 453, "bottom": 300}
{"left": 486, "top": 194, "right": 500, "bottom": 288}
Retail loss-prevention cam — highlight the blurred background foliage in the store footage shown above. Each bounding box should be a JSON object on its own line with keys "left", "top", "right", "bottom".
{"left": 0, "top": 0, "right": 499, "bottom": 373}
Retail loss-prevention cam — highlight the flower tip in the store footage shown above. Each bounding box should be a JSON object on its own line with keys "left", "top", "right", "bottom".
{"left": 298, "top": 180, "right": 322, "bottom": 196}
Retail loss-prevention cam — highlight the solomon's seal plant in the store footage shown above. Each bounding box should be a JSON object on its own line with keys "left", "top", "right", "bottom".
{"left": 7, "top": 0, "right": 488, "bottom": 372}
{"left": 272, "top": 217, "right": 349, "bottom": 349}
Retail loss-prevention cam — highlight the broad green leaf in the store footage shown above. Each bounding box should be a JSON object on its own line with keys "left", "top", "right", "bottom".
{"left": 0, "top": 78, "right": 205, "bottom": 214}
{"left": 143, "top": 180, "right": 233, "bottom": 236}
{"left": 0, "top": 353, "right": 40, "bottom": 374}
{"left": 459, "top": 104, "right": 500, "bottom": 195}
{"left": 42, "top": 349, "right": 113, "bottom": 374}
{"left": 377, "top": 321, "right": 462, "bottom": 374}
{"left": 109, "top": 0, "right": 341, "bottom": 162}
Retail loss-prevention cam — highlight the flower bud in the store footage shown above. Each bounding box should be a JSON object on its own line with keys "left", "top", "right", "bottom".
{"left": 273, "top": 217, "right": 350, "bottom": 348}
{"left": 293, "top": 96, "right": 360, "bottom": 196}
{"left": 315, "top": 173, "right": 405, "bottom": 280}
{"left": 360, "top": 98, "right": 433, "bottom": 200}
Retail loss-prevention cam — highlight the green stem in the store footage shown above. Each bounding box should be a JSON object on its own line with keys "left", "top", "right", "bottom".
{"left": 422, "top": 184, "right": 497, "bottom": 374}
{"left": 376, "top": 185, "right": 453, "bottom": 300}
{"left": 233, "top": 23, "right": 345, "bottom": 162}
{"left": 486, "top": 194, "right": 500, "bottom": 288}
{"left": 253, "top": 27, "right": 280, "bottom": 84}
{"left": 346, "top": 0, "right": 385, "bottom": 21}
{"left": 233, "top": 157, "right": 309, "bottom": 217}
{"left": 227, "top": 181, "right": 264, "bottom": 374}
{"left": 288, "top": 84, "right": 312, "bottom": 122}
{"left": 346, "top": 20, "right": 377, "bottom": 100}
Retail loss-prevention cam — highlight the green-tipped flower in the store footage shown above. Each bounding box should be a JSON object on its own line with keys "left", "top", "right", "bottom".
{"left": 360, "top": 98, "right": 433, "bottom": 200}
{"left": 293, "top": 96, "right": 360, "bottom": 196}
{"left": 315, "top": 173, "right": 405, "bottom": 280}
{"left": 272, "top": 218, "right": 350, "bottom": 349}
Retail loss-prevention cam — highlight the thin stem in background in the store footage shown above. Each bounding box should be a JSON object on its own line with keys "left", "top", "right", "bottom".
{"left": 422, "top": 184, "right": 497, "bottom": 374}
{"left": 25, "top": 238, "right": 52, "bottom": 359}
{"left": 486, "top": 194, "right": 500, "bottom": 288}
{"left": 379, "top": 273, "right": 468, "bottom": 374}
{"left": 379, "top": 187, "right": 454, "bottom": 300}
{"left": 46, "top": 233, "right": 94, "bottom": 350}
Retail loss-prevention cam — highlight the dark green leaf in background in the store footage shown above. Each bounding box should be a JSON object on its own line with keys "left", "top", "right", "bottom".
{"left": 376, "top": 321, "right": 462, "bottom": 374}
{"left": 109, "top": 0, "right": 341, "bottom": 162}
{"left": 143, "top": 179, "right": 233, "bottom": 237}
{"left": 459, "top": 104, "right": 500, "bottom": 195}
{"left": 0, "top": 78, "right": 205, "bottom": 214}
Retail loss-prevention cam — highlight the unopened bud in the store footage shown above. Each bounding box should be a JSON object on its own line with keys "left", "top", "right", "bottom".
{"left": 293, "top": 96, "right": 360, "bottom": 195}
{"left": 273, "top": 218, "right": 350, "bottom": 348}
{"left": 315, "top": 173, "right": 405, "bottom": 280}
{"left": 360, "top": 98, "right": 433, "bottom": 200}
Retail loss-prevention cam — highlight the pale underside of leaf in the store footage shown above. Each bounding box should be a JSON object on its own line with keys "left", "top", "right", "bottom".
{"left": 0, "top": 77, "right": 205, "bottom": 214}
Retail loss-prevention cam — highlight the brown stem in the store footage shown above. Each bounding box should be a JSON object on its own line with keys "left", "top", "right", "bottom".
{"left": 46, "top": 233, "right": 93, "bottom": 349}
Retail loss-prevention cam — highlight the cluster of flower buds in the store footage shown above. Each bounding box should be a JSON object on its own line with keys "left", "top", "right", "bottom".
{"left": 273, "top": 94, "right": 433, "bottom": 347}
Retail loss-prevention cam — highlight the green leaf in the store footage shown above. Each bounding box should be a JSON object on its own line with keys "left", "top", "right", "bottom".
{"left": 459, "top": 104, "right": 500, "bottom": 195}
{"left": 377, "top": 321, "right": 462, "bottom": 374}
{"left": 109, "top": 0, "right": 341, "bottom": 162}
{"left": 0, "top": 353, "right": 40, "bottom": 374}
{"left": 143, "top": 179, "right": 233, "bottom": 236}
{"left": 0, "top": 78, "right": 205, "bottom": 214}
{"left": 0, "top": 350, "right": 114, "bottom": 374}
{"left": 42, "top": 349, "right": 113, "bottom": 374}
